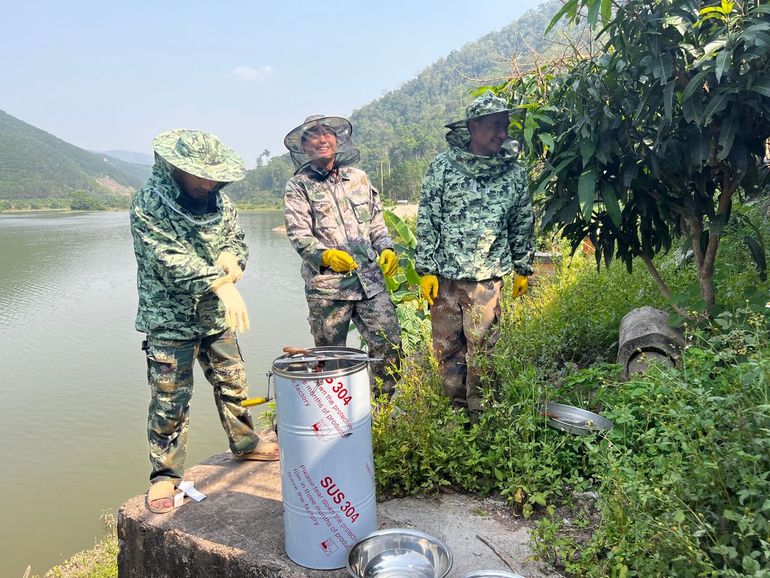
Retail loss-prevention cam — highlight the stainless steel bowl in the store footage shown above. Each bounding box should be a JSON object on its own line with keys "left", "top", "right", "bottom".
{"left": 543, "top": 402, "right": 613, "bottom": 435}
{"left": 463, "top": 570, "right": 524, "bottom": 578}
{"left": 347, "top": 528, "right": 453, "bottom": 578}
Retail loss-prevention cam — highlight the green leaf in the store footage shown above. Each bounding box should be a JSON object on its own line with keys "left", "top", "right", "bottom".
{"left": 749, "top": 78, "right": 770, "bottom": 97}
{"left": 580, "top": 139, "right": 596, "bottom": 167}
{"left": 663, "top": 81, "right": 674, "bottom": 121}
{"left": 703, "top": 91, "right": 730, "bottom": 124}
{"left": 682, "top": 93, "right": 704, "bottom": 125}
{"left": 694, "top": 39, "right": 726, "bottom": 67}
{"left": 715, "top": 49, "right": 731, "bottom": 83}
{"left": 700, "top": 6, "right": 725, "bottom": 16}
{"left": 601, "top": 0, "right": 612, "bottom": 24}
{"left": 538, "top": 132, "right": 555, "bottom": 150}
{"left": 383, "top": 209, "right": 417, "bottom": 249}
{"left": 587, "top": 0, "right": 601, "bottom": 26}
{"left": 602, "top": 183, "right": 622, "bottom": 227}
{"left": 682, "top": 70, "right": 709, "bottom": 102}
{"left": 405, "top": 262, "right": 421, "bottom": 286}
{"left": 384, "top": 275, "right": 400, "bottom": 292}
{"left": 687, "top": 125, "right": 710, "bottom": 165}
{"left": 524, "top": 117, "right": 536, "bottom": 149}
{"left": 548, "top": 153, "right": 579, "bottom": 176}
{"left": 546, "top": 0, "right": 578, "bottom": 33}
{"left": 717, "top": 113, "right": 737, "bottom": 160}
{"left": 656, "top": 53, "right": 673, "bottom": 82}
{"left": 578, "top": 168, "right": 597, "bottom": 222}
{"left": 743, "top": 235, "right": 768, "bottom": 281}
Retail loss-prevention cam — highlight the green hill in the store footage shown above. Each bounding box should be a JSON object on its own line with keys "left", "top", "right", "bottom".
{"left": 101, "top": 149, "right": 154, "bottom": 166}
{"left": 0, "top": 109, "right": 145, "bottom": 201}
{"left": 227, "top": 0, "right": 574, "bottom": 203}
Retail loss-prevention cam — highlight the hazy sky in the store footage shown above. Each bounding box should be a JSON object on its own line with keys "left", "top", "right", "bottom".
{"left": 1, "top": 1, "right": 543, "bottom": 166}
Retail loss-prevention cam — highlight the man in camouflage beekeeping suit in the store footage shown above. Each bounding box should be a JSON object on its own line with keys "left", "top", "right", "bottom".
{"left": 283, "top": 115, "right": 402, "bottom": 396}
{"left": 131, "top": 129, "right": 278, "bottom": 515}
{"left": 415, "top": 91, "right": 535, "bottom": 418}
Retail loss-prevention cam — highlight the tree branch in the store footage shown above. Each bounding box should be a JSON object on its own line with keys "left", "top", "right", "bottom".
{"left": 640, "top": 253, "right": 688, "bottom": 317}
{"left": 703, "top": 177, "right": 736, "bottom": 278}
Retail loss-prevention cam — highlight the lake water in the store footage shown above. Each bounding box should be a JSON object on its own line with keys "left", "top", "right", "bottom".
{"left": 0, "top": 211, "right": 317, "bottom": 577}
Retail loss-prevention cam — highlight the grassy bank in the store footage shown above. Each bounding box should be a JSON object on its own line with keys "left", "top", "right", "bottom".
{"left": 372, "top": 209, "right": 770, "bottom": 577}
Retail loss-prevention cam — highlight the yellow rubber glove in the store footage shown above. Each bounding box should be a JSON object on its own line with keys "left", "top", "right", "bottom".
{"left": 212, "top": 281, "right": 250, "bottom": 333}
{"left": 420, "top": 275, "right": 439, "bottom": 305}
{"left": 321, "top": 249, "right": 358, "bottom": 273}
{"left": 216, "top": 251, "right": 243, "bottom": 283}
{"left": 511, "top": 275, "right": 529, "bottom": 298}
{"left": 378, "top": 249, "right": 399, "bottom": 277}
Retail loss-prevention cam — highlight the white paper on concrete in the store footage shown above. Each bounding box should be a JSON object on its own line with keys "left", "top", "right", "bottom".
{"left": 178, "top": 480, "right": 206, "bottom": 502}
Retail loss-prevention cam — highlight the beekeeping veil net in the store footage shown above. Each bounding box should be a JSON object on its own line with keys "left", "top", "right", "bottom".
{"left": 283, "top": 114, "right": 360, "bottom": 174}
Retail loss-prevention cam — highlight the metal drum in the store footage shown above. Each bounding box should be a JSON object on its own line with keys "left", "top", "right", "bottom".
{"left": 274, "top": 346, "right": 377, "bottom": 570}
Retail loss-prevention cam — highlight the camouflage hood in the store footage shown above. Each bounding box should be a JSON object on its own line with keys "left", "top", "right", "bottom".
{"left": 444, "top": 90, "right": 519, "bottom": 178}
{"left": 284, "top": 115, "right": 360, "bottom": 174}
{"left": 152, "top": 129, "right": 246, "bottom": 182}
{"left": 445, "top": 90, "right": 515, "bottom": 130}
{"left": 444, "top": 127, "right": 520, "bottom": 179}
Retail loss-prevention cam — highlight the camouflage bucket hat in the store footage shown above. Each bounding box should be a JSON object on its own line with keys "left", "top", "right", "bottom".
{"left": 445, "top": 90, "right": 514, "bottom": 128}
{"left": 152, "top": 129, "right": 246, "bottom": 182}
{"left": 283, "top": 115, "right": 353, "bottom": 153}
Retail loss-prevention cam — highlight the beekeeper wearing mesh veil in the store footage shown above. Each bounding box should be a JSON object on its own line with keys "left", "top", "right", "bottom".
{"left": 283, "top": 115, "right": 402, "bottom": 397}
{"left": 131, "top": 129, "right": 279, "bottom": 515}
{"left": 415, "top": 91, "right": 535, "bottom": 419}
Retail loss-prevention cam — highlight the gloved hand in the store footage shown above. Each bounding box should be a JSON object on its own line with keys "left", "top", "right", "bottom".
{"left": 420, "top": 275, "right": 439, "bottom": 305}
{"left": 216, "top": 251, "right": 243, "bottom": 283}
{"left": 213, "top": 281, "right": 250, "bottom": 333}
{"left": 511, "top": 275, "right": 528, "bottom": 298}
{"left": 321, "top": 249, "right": 358, "bottom": 273}
{"left": 378, "top": 249, "right": 399, "bottom": 277}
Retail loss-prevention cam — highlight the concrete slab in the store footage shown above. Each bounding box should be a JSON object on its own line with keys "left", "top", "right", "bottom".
{"left": 118, "top": 452, "right": 557, "bottom": 577}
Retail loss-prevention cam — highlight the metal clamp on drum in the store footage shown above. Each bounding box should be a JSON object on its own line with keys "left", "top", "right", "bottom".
{"left": 273, "top": 346, "right": 377, "bottom": 570}
{"left": 240, "top": 371, "right": 275, "bottom": 408}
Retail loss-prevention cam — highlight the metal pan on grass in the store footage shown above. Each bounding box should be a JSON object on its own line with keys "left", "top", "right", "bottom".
{"left": 542, "top": 402, "right": 613, "bottom": 436}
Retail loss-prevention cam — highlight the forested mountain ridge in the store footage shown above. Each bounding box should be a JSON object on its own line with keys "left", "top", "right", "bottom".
{"left": 0, "top": 109, "right": 145, "bottom": 201}
{"left": 227, "top": 0, "right": 571, "bottom": 203}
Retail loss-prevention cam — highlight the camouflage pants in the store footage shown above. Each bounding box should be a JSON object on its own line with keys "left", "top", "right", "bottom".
{"left": 431, "top": 276, "right": 502, "bottom": 412}
{"left": 143, "top": 329, "right": 259, "bottom": 483}
{"left": 307, "top": 291, "right": 402, "bottom": 396}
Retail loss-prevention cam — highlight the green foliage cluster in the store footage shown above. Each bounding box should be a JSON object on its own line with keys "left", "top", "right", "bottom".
{"left": 0, "top": 110, "right": 144, "bottom": 200}
{"left": 529, "top": 297, "right": 770, "bottom": 577}
{"left": 375, "top": 206, "right": 770, "bottom": 576}
{"left": 381, "top": 210, "right": 431, "bottom": 355}
{"left": 225, "top": 154, "right": 294, "bottom": 204}
{"left": 500, "top": 0, "right": 770, "bottom": 311}
{"left": 0, "top": 193, "right": 130, "bottom": 212}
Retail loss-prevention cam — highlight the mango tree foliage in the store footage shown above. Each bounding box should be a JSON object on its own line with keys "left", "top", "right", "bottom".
{"left": 502, "top": 0, "right": 770, "bottom": 311}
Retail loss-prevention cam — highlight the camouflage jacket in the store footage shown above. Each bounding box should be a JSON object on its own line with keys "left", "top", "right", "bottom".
{"left": 284, "top": 166, "right": 393, "bottom": 300}
{"left": 130, "top": 157, "right": 248, "bottom": 339}
{"left": 415, "top": 129, "right": 535, "bottom": 281}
